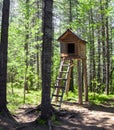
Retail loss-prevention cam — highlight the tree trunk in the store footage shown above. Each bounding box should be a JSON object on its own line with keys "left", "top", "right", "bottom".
{"left": 0, "top": 0, "right": 10, "bottom": 116}
{"left": 35, "top": 0, "right": 42, "bottom": 89}
{"left": 100, "top": 0, "right": 106, "bottom": 86}
{"left": 110, "top": 27, "right": 114, "bottom": 93}
{"left": 105, "top": 0, "right": 110, "bottom": 95}
{"left": 82, "top": 59, "right": 88, "bottom": 102}
{"left": 23, "top": 0, "right": 30, "bottom": 103}
{"left": 41, "top": 0, "right": 53, "bottom": 120}
{"left": 69, "top": 67, "right": 74, "bottom": 92}
{"left": 77, "top": 60, "right": 83, "bottom": 105}
{"left": 97, "top": 27, "right": 101, "bottom": 83}
{"left": 69, "top": 0, "right": 72, "bottom": 24}
{"left": 89, "top": 6, "right": 95, "bottom": 91}
{"left": 68, "top": 0, "right": 74, "bottom": 91}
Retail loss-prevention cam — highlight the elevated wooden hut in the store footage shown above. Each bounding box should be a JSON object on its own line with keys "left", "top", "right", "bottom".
{"left": 51, "top": 29, "right": 88, "bottom": 108}
{"left": 58, "top": 29, "right": 86, "bottom": 59}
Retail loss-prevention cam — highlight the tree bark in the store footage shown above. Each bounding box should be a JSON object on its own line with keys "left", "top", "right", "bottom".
{"left": 82, "top": 59, "right": 88, "bottom": 102}
{"left": 105, "top": 0, "right": 110, "bottom": 95}
{"left": 68, "top": 0, "right": 74, "bottom": 91}
{"left": 100, "top": 0, "right": 106, "bottom": 85}
{"left": 41, "top": 0, "right": 53, "bottom": 120}
{"left": 88, "top": 6, "right": 95, "bottom": 91}
{"left": 97, "top": 27, "right": 101, "bottom": 82}
{"left": 23, "top": 0, "right": 30, "bottom": 103}
{"left": 0, "top": 0, "right": 10, "bottom": 115}
{"left": 77, "top": 60, "right": 83, "bottom": 105}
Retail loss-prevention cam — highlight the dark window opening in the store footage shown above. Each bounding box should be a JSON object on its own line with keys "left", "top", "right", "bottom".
{"left": 67, "top": 43, "right": 75, "bottom": 54}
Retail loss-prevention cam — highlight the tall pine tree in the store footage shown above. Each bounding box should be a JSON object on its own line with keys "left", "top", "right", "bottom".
{"left": 41, "top": 0, "right": 53, "bottom": 120}
{"left": 0, "top": 0, "right": 10, "bottom": 116}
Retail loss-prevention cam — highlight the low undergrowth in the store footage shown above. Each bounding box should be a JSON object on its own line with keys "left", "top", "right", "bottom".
{"left": 63, "top": 89, "right": 114, "bottom": 106}
{"left": 89, "top": 93, "right": 114, "bottom": 106}
{"left": 7, "top": 84, "right": 114, "bottom": 114}
{"left": 7, "top": 85, "right": 41, "bottom": 113}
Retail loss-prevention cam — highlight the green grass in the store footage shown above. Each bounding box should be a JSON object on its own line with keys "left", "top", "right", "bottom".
{"left": 63, "top": 89, "right": 79, "bottom": 102}
{"left": 7, "top": 84, "right": 114, "bottom": 114}
{"left": 63, "top": 90, "right": 114, "bottom": 107}
{"left": 7, "top": 86, "right": 41, "bottom": 113}
{"left": 89, "top": 92, "right": 114, "bottom": 106}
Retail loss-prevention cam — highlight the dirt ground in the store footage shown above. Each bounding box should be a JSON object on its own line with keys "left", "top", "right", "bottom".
{"left": 0, "top": 102, "right": 114, "bottom": 130}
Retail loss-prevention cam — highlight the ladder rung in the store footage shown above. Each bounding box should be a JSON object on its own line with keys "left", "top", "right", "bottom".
{"left": 51, "top": 99, "right": 61, "bottom": 103}
{"left": 60, "top": 71, "right": 69, "bottom": 73}
{"left": 55, "top": 86, "right": 65, "bottom": 89}
{"left": 52, "top": 94, "right": 62, "bottom": 97}
{"left": 51, "top": 59, "right": 72, "bottom": 109}
{"left": 63, "top": 64, "right": 70, "bottom": 67}
{"left": 57, "top": 78, "right": 67, "bottom": 80}
{"left": 51, "top": 104, "right": 61, "bottom": 107}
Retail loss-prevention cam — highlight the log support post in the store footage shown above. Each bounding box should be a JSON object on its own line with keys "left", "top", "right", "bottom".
{"left": 77, "top": 59, "right": 83, "bottom": 105}
{"left": 82, "top": 58, "right": 88, "bottom": 102}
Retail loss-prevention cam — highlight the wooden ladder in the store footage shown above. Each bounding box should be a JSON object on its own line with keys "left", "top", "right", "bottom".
{"left": 51, "top": 58, "right": 73, "bottom": 110}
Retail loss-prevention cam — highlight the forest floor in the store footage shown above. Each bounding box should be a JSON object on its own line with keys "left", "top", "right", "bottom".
{"left": 0, "top": 101, "right": 114, "bottom": 130}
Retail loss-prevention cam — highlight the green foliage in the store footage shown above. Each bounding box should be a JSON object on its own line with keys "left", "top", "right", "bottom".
{"left": 37, "top": 118, "right": 46, "bottom": 125}
{"left": 8, "top": 0, "right": 42, "bottom": 92}
{"left": 91, "top": 78, "right": 105, "bottom": 93}
{"left": 51, "top": 114, "right": 56, "bottom": 121}
{"left": 5, "top": 0, "right": 114, "bottom": 115}
{"left": 89, "top": 93, "right": 114, "bottom": 106}
{"left": 51, "top": 55, "right": 60, "bottom": 86}
{"left": 7, "top": 86, "right": 41, "bottom": 113}
{"left": 63, "top": 89, "right": 78, "bottom": 101}
{"left": 51, "top": 114, "right": 61, "bottom": 125}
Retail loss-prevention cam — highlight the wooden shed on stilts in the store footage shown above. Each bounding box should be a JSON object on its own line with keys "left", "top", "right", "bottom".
{"left": 51, "top": 29, "right": 88, "bottom": 109}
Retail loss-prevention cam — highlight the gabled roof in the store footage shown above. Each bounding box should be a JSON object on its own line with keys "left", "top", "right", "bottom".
{"left": 58, "top": 29, "right": 86, "bottom": 43}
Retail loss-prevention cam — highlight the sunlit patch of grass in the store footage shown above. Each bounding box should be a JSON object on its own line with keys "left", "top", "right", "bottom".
{"left": 25, "top": 90, "right": 41, "bottom": 104}
{"left": 89, "top": 92, "right": 114, "bottom": 106}
{"left": 7, "top": 86, "right": 41, "bottom": 113}
{"left": 63, "top": 89, "right": 78, "bottom": 102}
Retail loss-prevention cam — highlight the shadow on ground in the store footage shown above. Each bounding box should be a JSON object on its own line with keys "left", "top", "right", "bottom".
{"left": 63, "top": 100, "right": 114, "bottom": 113}
{"left": 0, "top": 101, "right": 114, "bottom": 130}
